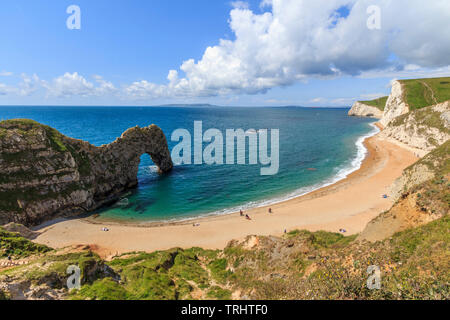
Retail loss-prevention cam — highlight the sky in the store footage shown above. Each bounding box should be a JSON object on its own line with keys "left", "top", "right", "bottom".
{"left": 1, "top": 0, "right": 450, "bottom": 107}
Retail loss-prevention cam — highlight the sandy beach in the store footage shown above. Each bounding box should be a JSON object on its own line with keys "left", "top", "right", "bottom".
{"left": 33, "top": 133, "right": 418, "bottom": 259}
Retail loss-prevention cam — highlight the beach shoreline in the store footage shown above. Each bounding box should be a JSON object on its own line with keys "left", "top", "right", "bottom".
{"left": 46, "top": 122, "right": 382, "bottom": 229}
{"left": 33, "top": 132, "right": 419, "bottom": 259}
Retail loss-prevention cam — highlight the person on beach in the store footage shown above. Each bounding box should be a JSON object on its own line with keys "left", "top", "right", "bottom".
{"left": 240, "top": 210, "right": 244, "bottom": 217}
{"left": 245, "top": 214, "right": 251, "bottom": 220}
{"left": 268, "top": 208, "right": 272, "bottom": 214}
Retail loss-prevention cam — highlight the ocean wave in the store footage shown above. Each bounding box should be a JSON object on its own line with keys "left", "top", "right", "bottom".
{"left": 161, "top": 122, "right": 380, "bottom": 223}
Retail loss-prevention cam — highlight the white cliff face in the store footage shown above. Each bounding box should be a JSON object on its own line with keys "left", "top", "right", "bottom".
{"left": 434, "top": 101, "right": 450, "bottom": 129}
{"left": 380, "top": 81, "right": 409, "bottom": 127}
{"left": 348, "top": 101, "right": 384, "bottom": 118}
{"left": 378, "top": 101, "right": 450, "bottom": 155}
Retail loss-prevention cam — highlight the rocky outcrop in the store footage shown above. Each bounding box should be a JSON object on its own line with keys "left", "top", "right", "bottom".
{"left": 348, "top": 101, "right": 384, "bottom": 118}
{"left": 0, "top": 120, "right": 173, "bottom": 226}
{"left": 380, "top": 80, "right": 410, "bottom": 127}
{"left": 378, "top": 100, "right": 450, "bottom": 154}
{"left": 0, "top": 249, "right": 118, "bottom": 300}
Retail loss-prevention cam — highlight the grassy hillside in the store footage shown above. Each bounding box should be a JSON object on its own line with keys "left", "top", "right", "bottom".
{"left": 1, "top": 213, "right": 448, "bottom": 300}
{"left": 0, "top": 228, "right": 50, "bottom": 258}
{"left": 359, "top": 96, "right": 389, "bottom": 111}
{"left": 399, "top": 77, "right": 450, "bottom": 110}
{"left": 408, "top": 140, "right": 450, "bottom": 212}
{"left": 358, "top": 77, "right": 450, "bottom": 112}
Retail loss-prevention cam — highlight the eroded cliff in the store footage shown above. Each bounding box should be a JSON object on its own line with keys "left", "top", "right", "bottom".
{"left": 0, "top": 119, "right": 173, "bottom": 226}
{"left": 379, "top": 100, "right": 450, "bottom": 155}
{"left": 348, "top": 101, "right": 384, "bottom": 118}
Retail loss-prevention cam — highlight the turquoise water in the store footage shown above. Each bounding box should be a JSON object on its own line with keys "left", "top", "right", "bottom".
{"left": 0, "top": 106, "right": 376, "bottom": 222}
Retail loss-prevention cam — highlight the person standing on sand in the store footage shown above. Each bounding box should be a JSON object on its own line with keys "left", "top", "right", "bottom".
{"left": 240, "top": 210, "right": 244, "bottom": 217}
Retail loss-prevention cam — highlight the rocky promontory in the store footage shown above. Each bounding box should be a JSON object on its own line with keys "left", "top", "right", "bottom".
{"left": 348, "top": 101, "right": 384, "bottom": 118}
{"left": 0, "top": 120, "right": 173, "bottom": 226}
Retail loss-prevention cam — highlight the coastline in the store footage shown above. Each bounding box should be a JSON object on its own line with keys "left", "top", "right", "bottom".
{"left": 33, "top": 131, "right": 419, "bottom": 259}
{"left": 72, "top": 122, "right": 381, "bottom": 227}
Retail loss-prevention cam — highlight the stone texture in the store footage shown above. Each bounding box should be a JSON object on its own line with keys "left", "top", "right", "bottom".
{"left": 378, "top": 100, "right": 450, "bottom": 154}
{"left": 348, "top": 101, "right": 384, "bottom": 118}
{"left": 380, "top": 80, "right": 410, "bottom": 127}
{"left": 0, "top": 120, "right": 173, "bottom": 226}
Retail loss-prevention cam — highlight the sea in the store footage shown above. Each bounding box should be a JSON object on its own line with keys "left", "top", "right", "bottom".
{"left": 0, "top": 106, "right": 378, "bottom": 223}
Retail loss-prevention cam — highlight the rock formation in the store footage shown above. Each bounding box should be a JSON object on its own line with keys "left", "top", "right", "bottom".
{"left": 0, "top": 119, "right": 173, "bottom": 226}
{"left": 380, "top": 80, "right": 410, "bottom": 127}
{"left": 348, "top": 101, "right": 384, "bottom": 118}
{"left": 378, "top": 100, "right": 450, "bottom": 154}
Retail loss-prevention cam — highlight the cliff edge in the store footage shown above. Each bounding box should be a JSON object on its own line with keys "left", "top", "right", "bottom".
{"left": 348, "top": 101, "right": 384, "bottom": 118}
{"left": 0, "top": 120, "right": 173, "bottom": 226}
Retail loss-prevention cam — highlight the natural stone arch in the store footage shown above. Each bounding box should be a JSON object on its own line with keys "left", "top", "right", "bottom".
{"left": 0, "top": 120, "right": 173, "bottom": 226}
{"left": 100, "top": 125, "right": 173, "bottom": 187}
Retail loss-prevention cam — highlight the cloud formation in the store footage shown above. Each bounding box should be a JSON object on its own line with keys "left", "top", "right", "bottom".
{"left": 2, "top": 0, "right": 450, "bottom": 101}
{"left": 42, "top": 72, "right": 116, "bottom": 98}
{"left": 121, "top": 0, "right": 450, "bottom": 99}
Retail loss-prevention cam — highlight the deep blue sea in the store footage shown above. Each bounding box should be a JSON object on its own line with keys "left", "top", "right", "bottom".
{"left": 0, "top": 106, "right": 377, "bottom": 222}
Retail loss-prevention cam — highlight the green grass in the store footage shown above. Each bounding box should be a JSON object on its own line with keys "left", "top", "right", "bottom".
{"left": 21, "top": 251, "right": 105, "bottom": 286}
{"left": 208, "top": 258, "right": 232, "bottom": 283}
{"left": 0, "top": 228, "right": 51, "bottom": 258}
{"left": 359, "top": 96, "right": 389, "bottom": 111}
{"left": 285, "top": 229, "right": 357, "bottom": 248}
{"left": 207, "top": 286, "right": 232, "bottom": 300}
{"left": 399, "top": 77, "right": 450, "bottom": 110}
{"left": 72, "top": 278, "right": 128, "bottom": 300}
{"left": 1, "top": 215, "right": 449, "bottom": 300}
{"left": 73, "top": 248, "right": 225, "bottom": 300}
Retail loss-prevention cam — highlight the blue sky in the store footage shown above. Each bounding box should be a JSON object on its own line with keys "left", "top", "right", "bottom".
{"left": 1, "top": 0, "right": 449, "bottom": 106}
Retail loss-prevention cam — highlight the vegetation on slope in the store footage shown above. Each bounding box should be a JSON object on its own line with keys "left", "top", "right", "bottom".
{"left": 224, "top": 216, "right": 449, "bottom": 300}
{"left": 408, "top": 140, "right": 450, "bottom": 214}
{"left": 399, "top": 77, "right": 450, "bottom": 110}
{"left": 359, "top": 96, "right": 388, "bottom": 111}
{"left": 71, "top": 248, "right": 232, "bottom": 300}
{"left": 390, "top": 103, "right": 450, "bottom": 134}
{"left": 1, "top": 215, "right": 448, "bottom": 300}
{"left": 0, "top": 227, "right": 50, "bottom": 258}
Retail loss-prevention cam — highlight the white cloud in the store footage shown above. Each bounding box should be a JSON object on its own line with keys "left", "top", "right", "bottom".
{"left": 309, "top": 97, "right": 327, "bottom": 104}
{"left": 0, "top": 71, "right": 13, "bottom": 77}
{"left": 0, "top": 83, "right": 10, "bottom": 95}
{"left": 359, "top": 93, "right": 386, "bottom": 100}
{"left": 122, "top": 0, "right": 450, "bottom": 99}
{"left": 2, "top": 0, "right": 450, "bottom": 101}
{"left": 42, "top": 72, "right": 116, "bottom": 98}
{"left": 231, "top": 1, "right": 249, "bottom": 9}
{"left": 0, "top": 73, "right": 40, "bottom": 96}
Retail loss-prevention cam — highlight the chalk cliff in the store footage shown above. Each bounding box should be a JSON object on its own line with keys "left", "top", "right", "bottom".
{"left": 380, "top": 80, "right": 410, "bottom": 127}
{"left": 379, "top": 100, "right": 450, "bottom": 155}
{"left": 348, "top": 101, "right": 384, "bottom": 118}
{"left": 0, "top": 120, "right": 173, "bottom": 226}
